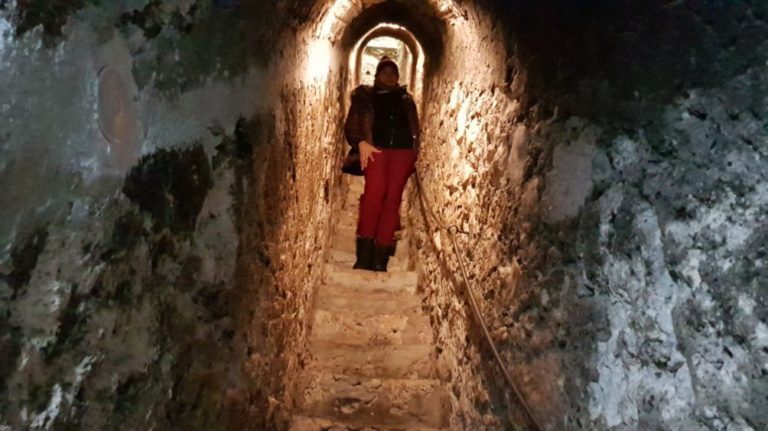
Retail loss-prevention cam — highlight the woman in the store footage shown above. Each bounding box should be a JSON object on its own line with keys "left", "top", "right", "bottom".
{"left": 343, "top": 56, "right": 420, "bottom": 272}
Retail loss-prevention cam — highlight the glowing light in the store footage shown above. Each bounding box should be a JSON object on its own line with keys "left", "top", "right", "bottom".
{"left": 435, "top": 0, "right": 462, "bottom": 19}
{"left": 317, "top": 0, "right": 357, "bottom": 41}
{"left": 303, "top": 0, "right": 358, "bottom": 83}
{"left": 305, "top": 38, "right": 333, "bottom": 82}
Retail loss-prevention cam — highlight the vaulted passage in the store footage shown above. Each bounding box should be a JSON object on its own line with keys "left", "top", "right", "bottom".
{"left": 1, "top": 1, "right": 767, "bottom": 430}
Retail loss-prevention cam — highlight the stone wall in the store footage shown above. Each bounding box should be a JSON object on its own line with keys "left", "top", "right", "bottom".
{"left": 233, "top": 9, "right": 349, "bottom": 428}
{"left": 0, "top": 1, "right": 345, "bottom": 429}
{"left": 409, "top": 1, "right": 768, "bottom": 430}
{"left": 405, "top": 1, "right": 532, "bottom": 428}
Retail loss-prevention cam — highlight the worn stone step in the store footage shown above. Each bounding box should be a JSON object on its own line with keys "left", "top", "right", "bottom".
{"left": 294, "top": 373, "right": 450, "bottom": 429}
{"left": 310, "top": 307, "right": 432, "bottom": 346}
{"left": 288, "top": 415, "right": 445, "bottom": 431}
{"left": 315, "top": 283, "right": 422, "bottom": 316}
{"left": 306, "top": 342, "right": 437, "bottom": 380}
{"left": 327, "top": 249, "right": 408, "bottom": 272}
{"left": 322, "top": 263, "right": 417, "bottom": 294}
{"left": 337, "top": 211, "right": 360, "bottom": 230}
{"left": 347, "top": 179, "right": 365, "bottom": 192}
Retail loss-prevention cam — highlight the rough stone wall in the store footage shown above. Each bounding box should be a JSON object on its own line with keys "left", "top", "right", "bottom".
{"left": 405, "top": 2, "right": 517, "bottom": 429}
{"left": 234, "top": 10, "right": 348, "bottom": 428}
{"left": 410, "top": 1, "right": 768, "bottom": 430}
{"left": 0, "top": 1, "right": 344, "bottom": 429}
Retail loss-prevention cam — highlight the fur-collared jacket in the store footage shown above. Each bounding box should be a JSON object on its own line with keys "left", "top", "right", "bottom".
{"left": 344, "top": 83, "right": 420, "bottom": 150}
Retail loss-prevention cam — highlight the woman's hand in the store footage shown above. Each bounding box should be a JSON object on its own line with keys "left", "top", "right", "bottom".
{"left": 358, "top": 141, "right": 381, "bottom": 170}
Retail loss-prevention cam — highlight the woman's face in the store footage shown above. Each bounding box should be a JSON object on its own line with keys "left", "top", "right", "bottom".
{"left": 377, "top": 67, "right": 399, "bottom": 86}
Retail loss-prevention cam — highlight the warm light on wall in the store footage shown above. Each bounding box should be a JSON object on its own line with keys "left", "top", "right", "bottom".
{"left": 304, "top": 0, "right": 359, "bottom": 83}
{"left": 305, "top": 38, "right": 333, "bottom": 82}
{"left": 317, "top": 0, "right": 357, "bottom": 42}
{"left": 435, "top": 0, "right": 462, "bottom": 19}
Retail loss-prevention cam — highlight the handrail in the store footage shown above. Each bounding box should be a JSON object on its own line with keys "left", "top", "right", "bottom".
{"left": 413, "top": 170, "right": 545, "bottom": 431}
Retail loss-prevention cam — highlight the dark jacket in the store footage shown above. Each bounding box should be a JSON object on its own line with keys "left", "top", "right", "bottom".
{"left": 344, "top": 84, "right": 420, "bottom": 150}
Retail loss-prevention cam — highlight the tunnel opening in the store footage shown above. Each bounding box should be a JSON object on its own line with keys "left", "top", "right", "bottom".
{"left": 271, "top": 0, "right": 535, "bottom": 430}
{"left": 348, "top": 24, "right": 425, "bottom": 100}
{"left": 264, "top": 0, "right": 548, "bottom": 429}
{"left": 336, "top": 0, "right": 446, "bottom": 106}
{"left": 336, "top": 0, "right": 446, "bottom": 67}
{"left": 356, "top": 34, "right": 413, "bottom": 87}
{"left": 316, "top": 1, "right": 554, "bottom": 429}
{"left": 235, "top": 2, "right": 459, "bottom": 429}
{"left": 343, "top": 22, "right": 427, "bottom": 116}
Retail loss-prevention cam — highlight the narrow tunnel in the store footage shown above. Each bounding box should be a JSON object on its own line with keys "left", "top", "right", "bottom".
{"left": 1, "top": 1, "right": 767, "bottom": 430}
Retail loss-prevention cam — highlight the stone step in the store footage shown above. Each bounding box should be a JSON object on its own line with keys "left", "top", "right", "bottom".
{"left": 288, "top": 415, "right": 445, "bottom": 431}
{"left": 322, "top": 263, "right": 417, "bottom": 294}
{"left": 337, "top": 212, "right": 360, "bottom": 230}
{"left": 294, "top": 373, "right": 450, "bottom": 429}
{"left": 347, "top": 179, "right": 365, "bottom": 193}
{"left": 310, "top": 306, "right": 432, "bottom": 347}
{"left": 306, "top": 342, "right": 437, "bottom": 380}
{"left": 327, "top": 249, "right": 408, "bottom": 272}
{"left": 314, "top": 283, "right": 422, "bottom": 317}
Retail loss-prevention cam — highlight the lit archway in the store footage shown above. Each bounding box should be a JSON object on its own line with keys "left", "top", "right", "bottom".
{"left": 347, "top": 23, "right": 426, "bottom": 102}
{"left": 359, "top": 36, "right": 412, "bottom": 87}
{"left": 302, "top": 0, "right": 454, "bottom": 90}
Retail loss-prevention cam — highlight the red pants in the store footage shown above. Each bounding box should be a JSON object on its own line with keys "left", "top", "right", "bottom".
{"left": 356, "top": 148, "right": 418, "bottom": 246}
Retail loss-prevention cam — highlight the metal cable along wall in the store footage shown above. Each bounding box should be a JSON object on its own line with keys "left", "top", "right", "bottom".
{"left": 413, "top": 170, "right": 545, "bottom": 431}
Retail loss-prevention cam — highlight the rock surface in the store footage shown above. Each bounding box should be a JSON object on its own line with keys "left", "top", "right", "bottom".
{"left": 409, "top": 2, "right": 768, "bottom": 430}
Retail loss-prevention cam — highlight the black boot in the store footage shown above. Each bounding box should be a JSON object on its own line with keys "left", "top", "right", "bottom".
{"left": 372, "top": 243, "right": 395, "bottom": 272}
{"left": 353, "top": 237, "right": 375, "bottom": 270}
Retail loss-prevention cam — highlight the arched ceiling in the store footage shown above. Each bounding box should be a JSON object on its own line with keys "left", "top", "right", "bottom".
{"left": 338, "top": 0, "right": 447, "bottom": 70}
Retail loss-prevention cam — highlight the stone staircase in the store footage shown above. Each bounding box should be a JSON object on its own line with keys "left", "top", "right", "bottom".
{"left": 288, "top": 178, "right": 451, "bottom": 431}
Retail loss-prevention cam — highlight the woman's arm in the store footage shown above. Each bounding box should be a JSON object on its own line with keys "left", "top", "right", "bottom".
{"left": 344, "top": 86, "right": 379, "bottom": 170}
{"left": 344, "top": 87, "right": 373, "bottom": 149}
